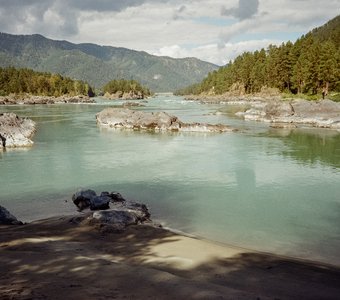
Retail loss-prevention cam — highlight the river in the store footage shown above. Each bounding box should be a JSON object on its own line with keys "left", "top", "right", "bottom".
{"left": 1, "top": 95, "right": 340, "bottom": 266}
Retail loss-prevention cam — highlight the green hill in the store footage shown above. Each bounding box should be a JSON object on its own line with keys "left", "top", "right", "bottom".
{"left": 0, "top": 33, "right": 218, "bottom": 92}
{"left": 176, "top": 15, "right": 340, "bottom": 97}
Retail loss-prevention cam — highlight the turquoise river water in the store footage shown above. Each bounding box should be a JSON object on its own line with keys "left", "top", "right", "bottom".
{"left": 1, "top": 95, "right": 340, "bottom": 266}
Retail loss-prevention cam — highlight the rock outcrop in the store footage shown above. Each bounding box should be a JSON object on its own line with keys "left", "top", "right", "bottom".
{"left": 0, "top": 206, "right": 22, "bottom": 225}
{"left": 0, "top": 113, "right": 36, "bottom": 149}
{"left": 0, "top": 95, "right": 95, "bottom": 105}
{"left": 96, "top": 108, "right": 235, "bottom": 133}
{"left": 72, "top": 189, "right": 151, "bottom": 231}
{"left": 236, "top": 99, "right": 340, "bottom": 129}
{"left": 104, "top": 91, "right": 144, "bottom": 100}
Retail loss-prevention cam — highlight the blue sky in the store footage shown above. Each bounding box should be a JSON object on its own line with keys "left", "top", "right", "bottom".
{"left": 0, "top": 0, "right": 338, "bottom": 65}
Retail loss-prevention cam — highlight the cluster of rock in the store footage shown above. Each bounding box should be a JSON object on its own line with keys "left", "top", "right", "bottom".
{"left": 96, "top": 108, "right": 235, "bottom": 133}
{"left": 0, "top": 206, "right": 22, "bottom": 225}
{"left": 0, "top": 113, "right": 36, "bottom": 149}
{"left": 104, "top": 91, "right": 144, "bottom": 100}
{"left": 0, "top": 189, "right": 151, "bottom": 232}
{"left": 0, "top": 95, "right": 95, "bottom": 105}
{"left": 236, "top": 99, "right": 340, "bottom": 129}
{"left": 72, "top": 189, "right": 151, "bottom": 231}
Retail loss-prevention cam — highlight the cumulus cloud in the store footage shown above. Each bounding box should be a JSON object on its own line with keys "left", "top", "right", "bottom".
{"left": 221, "top": 0, "right": 259, "bottom": 20}
{"left": 0, "top": 0, "right": 172, "bottom": 37}
{"left": 0, "top": 0, "right": 338, "bottom": 66}
{"left": 173, "top": 5, "right": 187, "bottom": 20}
{"left": 152, "top": 39, "right": 281, "bottom": 66}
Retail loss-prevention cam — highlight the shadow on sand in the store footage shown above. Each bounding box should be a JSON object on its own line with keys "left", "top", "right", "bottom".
{"left": 1, "top": 217, "right": 340, "bottom": 299}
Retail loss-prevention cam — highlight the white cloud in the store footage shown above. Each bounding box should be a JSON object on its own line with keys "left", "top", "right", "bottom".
{"left": 221, "top": 0, "right": 259, "bottom": 20}
{"left": 0, "top": 0, "right": 338, "bottom": 65}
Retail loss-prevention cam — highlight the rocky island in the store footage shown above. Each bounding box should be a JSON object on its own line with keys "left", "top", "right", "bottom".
{"left": 235, "top": 99, "right": 340, "bottom": 130}
{"left": 0, "top": 113, "right": 36, "bottom": 149}
{"left": 96, "top": 108, "right": 236, "bottom": 133}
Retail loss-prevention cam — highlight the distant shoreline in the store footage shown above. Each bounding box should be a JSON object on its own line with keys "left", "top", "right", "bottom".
{"left": 0, "top": 94, "right": 95, "bottom": 105}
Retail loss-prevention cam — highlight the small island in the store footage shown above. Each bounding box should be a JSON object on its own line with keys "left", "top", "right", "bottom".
{"left": 102, "top": 79, "right": 152, "bottom": 100}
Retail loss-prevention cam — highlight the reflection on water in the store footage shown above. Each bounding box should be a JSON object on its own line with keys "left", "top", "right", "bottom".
{"left": 0, "top": 96, "right": 340, "bottom": 266}
{"left": 280, "top": 129, "right": 340, "bottom": 168}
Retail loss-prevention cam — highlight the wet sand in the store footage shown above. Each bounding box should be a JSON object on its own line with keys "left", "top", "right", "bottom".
{"left": 1, "top": 215, "right": 340, "bottom": 299}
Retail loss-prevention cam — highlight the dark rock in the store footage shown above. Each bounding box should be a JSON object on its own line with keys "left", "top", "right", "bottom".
{"left": 72, "top": 190, "right": 127, "bottom": 211}
{"left": 72, "top": 189, "right": 111, "bottom": 211}
{"left": 71, "top": 189, "right": 151, "bottom": 230}
{"left": 92, "top": 209, "right": 139, "bottom": 226}
{"left": 100, "top": 191, "right": 126, "bottom": 202}
{"left": 126, "top": 202, "right": 151, "bottom": 221}
{"left": 0, "top": 206, "right": 22, "bottom": 225}
{"left": 72, "top": 189, "right": 97, "bottom": 211}
{"left": 90, "top": 195, "right": 110, "bottom": 210}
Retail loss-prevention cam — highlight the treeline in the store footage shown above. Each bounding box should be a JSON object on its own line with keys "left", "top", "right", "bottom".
{"left": 176, "top": 16, "right": 340, "bottom": 96}
{"left": 0, "top": 67, "right": 95, "bottom": 97}
{"left": 103, "top": 79, "right": 152, "bottom": 96}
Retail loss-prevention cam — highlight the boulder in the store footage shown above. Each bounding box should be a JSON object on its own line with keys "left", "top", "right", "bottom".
{"left": 100, "top": 191, "right": 126, "bottom": 202}
{"left": 0, "top": 206, "right": 22, "bottom": 225}
{"left": 96, "top": 108, "right": 235, "bottom": 133}
{"left": 0, "top": 113, "right": 36, "bottom": 149}
{"left": 72, "top": 189, "right": 111, "bottom": 211}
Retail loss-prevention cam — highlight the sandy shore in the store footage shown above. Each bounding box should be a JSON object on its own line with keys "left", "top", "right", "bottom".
{"left": 1, "top": 215, "right": 340, "bottom": 300}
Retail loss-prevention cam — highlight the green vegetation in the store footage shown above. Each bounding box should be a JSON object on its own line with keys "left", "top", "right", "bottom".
{"left": 0, "top": 33, "right": 218, "bottom": 92}
{"left": 103, "top": 79, "right": 152, "bottom": 96}
{"left": 0, "top": 67, "right": 94, "bottom": 97}
{"left": 175, "top": 15, "right": 340, "bottom": 97}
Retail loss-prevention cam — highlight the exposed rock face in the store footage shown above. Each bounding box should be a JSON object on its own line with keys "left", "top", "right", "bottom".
{"left": 0, "top": 95, "right": 95, "bottom": 105}
{"left": 72, "top": 189, "right": 151, "bottom": 231}
{"left": 236, "top": 99, "right": 340, "bottom": 129}
{"left": 0, "top": 206, "right": 22, "bottom": 225}
{"left": 96, "top": 108, "right": 235, "bottom": 133}
{"left": 0, "top": 113, "right": 36, "bottom": 149}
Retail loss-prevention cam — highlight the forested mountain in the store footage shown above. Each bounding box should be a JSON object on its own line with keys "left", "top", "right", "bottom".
{"left": 0, "top": 67, "right": 93, "bottom": 96}
{"left": 0, "top": 33, "right": 218, "bottom": 92}
{"left": 176, "top": 15, "right": 340, "bottom": 97}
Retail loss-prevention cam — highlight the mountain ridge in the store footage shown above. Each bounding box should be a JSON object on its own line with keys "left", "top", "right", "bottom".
{"left": 0, "top": 32, "right": 218, "bottom": 92}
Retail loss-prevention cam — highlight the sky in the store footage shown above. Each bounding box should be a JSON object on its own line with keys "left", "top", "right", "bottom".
{"left": 0, "top": 0, "right": 338, "bottom": 66}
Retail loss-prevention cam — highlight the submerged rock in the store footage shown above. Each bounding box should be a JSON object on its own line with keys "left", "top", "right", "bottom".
{"left": 236, "top": 99, "right": 340, "bottom": 129}
{"left": 0, "top": 206, "right": 22, "bottom": 225}
{"left": 0, "top": 113, "right": 36, "bottom": 149}
{"left": 96, "top": 108, "right": 235, "bottom": 133}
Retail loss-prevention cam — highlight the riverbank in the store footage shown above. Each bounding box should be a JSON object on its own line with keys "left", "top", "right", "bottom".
{"left": 185, "top": 94, "right": 340, "bottom": 130}
{"left": 0, "top": 94, "right": 95, "bottom": 105}
{"left": 1, "top": 215, "right": 340, "bottom": 299}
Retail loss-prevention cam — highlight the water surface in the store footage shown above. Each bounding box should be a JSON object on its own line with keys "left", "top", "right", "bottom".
{"left": 1, "top": 95, "right": 339, "bottom": 266}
